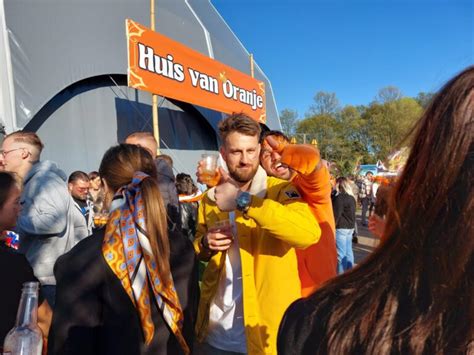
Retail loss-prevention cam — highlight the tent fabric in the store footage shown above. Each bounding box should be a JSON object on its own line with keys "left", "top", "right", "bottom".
{"left": 2, "top": 0, "right": 279, "bottom": 129}
{"left": 0, "top": 0, "right": 15, "bottom": 133}
{"left": 31, "top": 76, "right": 218, "bottom": 175}
{"left": 0, "top": 0, "right": 281, "bottom": 176}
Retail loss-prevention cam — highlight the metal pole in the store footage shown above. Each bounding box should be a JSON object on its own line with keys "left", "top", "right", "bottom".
{"left": 249, "top": 53, "right": 254, "bottom": 78}
{"left": 151, "top": 0, "right": 160, "bottom": 155}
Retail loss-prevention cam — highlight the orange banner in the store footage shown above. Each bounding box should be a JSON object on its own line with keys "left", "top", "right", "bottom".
{"left": 127, "top": 19, "right": 266, "bottom": 123}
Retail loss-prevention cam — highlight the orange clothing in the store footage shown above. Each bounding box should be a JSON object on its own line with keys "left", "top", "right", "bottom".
{"left": 292, "top": 165, "right": 337, "bottom": 296}
{"left": 266, "top": 140, "right": 338, "bottom": 297}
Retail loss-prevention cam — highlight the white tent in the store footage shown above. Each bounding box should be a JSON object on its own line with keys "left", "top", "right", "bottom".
{"left": 0, "top": 0, "right": 280, "bottom": 176}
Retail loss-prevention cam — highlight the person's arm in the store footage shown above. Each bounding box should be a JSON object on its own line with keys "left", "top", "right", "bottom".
{"left": 246, "top": 193, "right": 320, "bottom": 249}
{"left": 193, "top": 195, "right": 225, "bottom": 261}
{"left": 292, "top": 165, "right": 332, "bottom": 205}
{"left": 18, "top": 180, "right": 68, "bottom": 236}
{"left": 38, "top": 300, "right": 52, "bottom": 338}
{"left": 265, "top": 136, "right": 331, "bottom": 205}
{"left": 211, "top": 169, "right": 321, "bottom": 249}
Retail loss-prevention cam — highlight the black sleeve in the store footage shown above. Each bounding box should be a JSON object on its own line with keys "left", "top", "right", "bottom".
{"left": 48, "top": 239, "right": 103, "bottom": 355}
{"left": 332, "top": 195, "right": 343, "bottom": 225}
{"left": 0, "top": 248, "right": 41, "bottom": 343}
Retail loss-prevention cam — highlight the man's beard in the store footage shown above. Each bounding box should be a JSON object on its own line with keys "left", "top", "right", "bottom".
{"left": 228, "top": 163, "right": 259, "bottom": 183}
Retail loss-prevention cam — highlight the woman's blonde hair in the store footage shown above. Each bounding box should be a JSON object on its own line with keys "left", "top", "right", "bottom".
{"left": 336, "top": 176, "right": 355, "bottom": 200}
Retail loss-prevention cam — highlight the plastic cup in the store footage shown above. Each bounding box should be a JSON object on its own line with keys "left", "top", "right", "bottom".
{"left": 201, "top": 153, "right": 219, "bottom": 184}
{"left": 209, "top": 219, "right": 233, "bottom": 238}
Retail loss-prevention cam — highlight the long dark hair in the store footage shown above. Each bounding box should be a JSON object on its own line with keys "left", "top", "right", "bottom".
{"left": 0, "top": 172, "right": 20, "bottom": 209}
{"left": 300, "top": 67, "right": 473, "bottom": 353}
{"left": 99, "top": 144, "right": 172, "bottom": 286}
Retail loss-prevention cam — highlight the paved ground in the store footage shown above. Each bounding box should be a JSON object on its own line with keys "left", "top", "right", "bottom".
{"left": 353, "top": 211, "right": 380, "bottom": 264}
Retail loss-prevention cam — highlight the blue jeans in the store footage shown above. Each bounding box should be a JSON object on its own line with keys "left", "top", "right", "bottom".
{"left": 336, "top": 228, "right": 354, "bottom": 274}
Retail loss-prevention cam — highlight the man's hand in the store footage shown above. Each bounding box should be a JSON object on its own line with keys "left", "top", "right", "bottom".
{"left": 203, "top": 224, "right": 233, "bottom": 252}
{"left": 265, "top": 136, "right": 321, "bottom": 175}
{"left": 196, "top": 160, "right": 221, "bottom": 187}
{"left": 214, "top": 169, "right": 240, "bottom": 212}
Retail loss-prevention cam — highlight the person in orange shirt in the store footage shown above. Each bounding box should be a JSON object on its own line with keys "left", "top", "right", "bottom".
{"left": 196, "top": 130, "right": 337, "bottom": 297}
{"left": 259, "top": 131, "right": 337, "bottom": 296}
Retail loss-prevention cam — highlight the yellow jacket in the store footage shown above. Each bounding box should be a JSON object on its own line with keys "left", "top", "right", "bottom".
{"left": 194, "top": 167, "right": 320, "bottom": 354}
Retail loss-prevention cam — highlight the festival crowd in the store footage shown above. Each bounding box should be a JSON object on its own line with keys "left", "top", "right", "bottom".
{"left": 0, "top": 67, "right": 472, "bottom": 354}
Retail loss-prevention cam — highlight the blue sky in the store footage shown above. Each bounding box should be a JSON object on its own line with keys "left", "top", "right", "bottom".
{"left": 212, "top": 0, "right": 473, "bottom": 118}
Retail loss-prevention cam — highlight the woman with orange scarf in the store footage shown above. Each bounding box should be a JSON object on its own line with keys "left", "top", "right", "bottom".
{"left": 48, "top": 144, "right": 198, "bottom": 355}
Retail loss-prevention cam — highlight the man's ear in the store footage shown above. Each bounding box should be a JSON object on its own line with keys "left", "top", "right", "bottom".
{"left": 21, "top": 148, "right": 30, "bottom": 160}
{"left": 67, "top": 183, "right": 73, "bottom": 192}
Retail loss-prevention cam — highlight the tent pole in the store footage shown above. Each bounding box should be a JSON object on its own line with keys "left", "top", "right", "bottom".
{"left": 151, "top": 0, "right": 160, "bottom": 155}
{"left": 249, "top": 53, "right": 254, "bottom": 78}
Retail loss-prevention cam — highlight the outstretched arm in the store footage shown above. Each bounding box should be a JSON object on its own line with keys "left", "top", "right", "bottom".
{"left": 246, "top": 194, "right": 321, "bottom": 249}
{"left": 265, "top": 136, "right": 331, "bottom": 205}
{"left": 212, "top": 169, "right": 321, "bottom": 249}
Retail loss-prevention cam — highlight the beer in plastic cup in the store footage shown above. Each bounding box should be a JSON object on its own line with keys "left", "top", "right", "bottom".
{"left": 201, "top": 153, "right": 219, "bottom": 184}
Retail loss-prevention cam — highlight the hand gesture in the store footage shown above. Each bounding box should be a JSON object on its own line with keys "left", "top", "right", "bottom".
{"left": 265, "top": 136, "right": 320, "bottom": 175}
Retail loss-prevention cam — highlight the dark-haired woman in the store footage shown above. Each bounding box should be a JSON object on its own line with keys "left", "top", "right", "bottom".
{"left": 278, "top": 67, "right": 474, "bottom": 354}
{"left": 0, "top": 172, "right": 52, "bottom": 347}
{"left": 48, "top": 145, "right": 198, "bottom": 355}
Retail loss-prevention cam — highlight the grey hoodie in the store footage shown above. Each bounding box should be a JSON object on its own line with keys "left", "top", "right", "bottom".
{"left": 17, "top": 160, "right": 89, "bottom": 285}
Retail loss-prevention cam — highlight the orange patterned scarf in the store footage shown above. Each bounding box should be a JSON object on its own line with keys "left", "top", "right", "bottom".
{"left": 102, "top": 172, "right": 189, "bottom": 354}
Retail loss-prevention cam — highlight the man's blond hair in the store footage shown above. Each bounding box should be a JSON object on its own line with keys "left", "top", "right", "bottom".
{"left": 6, "top": 131, "right": 44, "bottom": 158}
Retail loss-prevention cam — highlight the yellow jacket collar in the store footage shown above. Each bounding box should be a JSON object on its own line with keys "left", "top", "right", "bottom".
{"left": 207, "top": 166, "right": 267, "bottom": 201}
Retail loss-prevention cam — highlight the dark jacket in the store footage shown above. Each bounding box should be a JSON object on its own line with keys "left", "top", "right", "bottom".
{"left": 48, "top": 227, "right": 199, "bottom": 355}
{"left": 0, "top": 243, "right": 39, "bottom": 345}
{"left": 155, "top": 159, "right": 181, "bottom": 231}
{"left": 179, "top": 202, "right": 198, "bottom": 242}
{"left": 331, "top": 192, "right": 356, "bottom": 229}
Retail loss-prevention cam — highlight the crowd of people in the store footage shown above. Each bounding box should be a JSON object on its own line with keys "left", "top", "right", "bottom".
{"left": 0, "top": 66, "right": 472, "bottom": 354}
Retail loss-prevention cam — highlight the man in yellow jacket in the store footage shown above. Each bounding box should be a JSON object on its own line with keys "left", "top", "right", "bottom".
{"left": 194, "top": 113, "right": 320, "bottom": 355}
